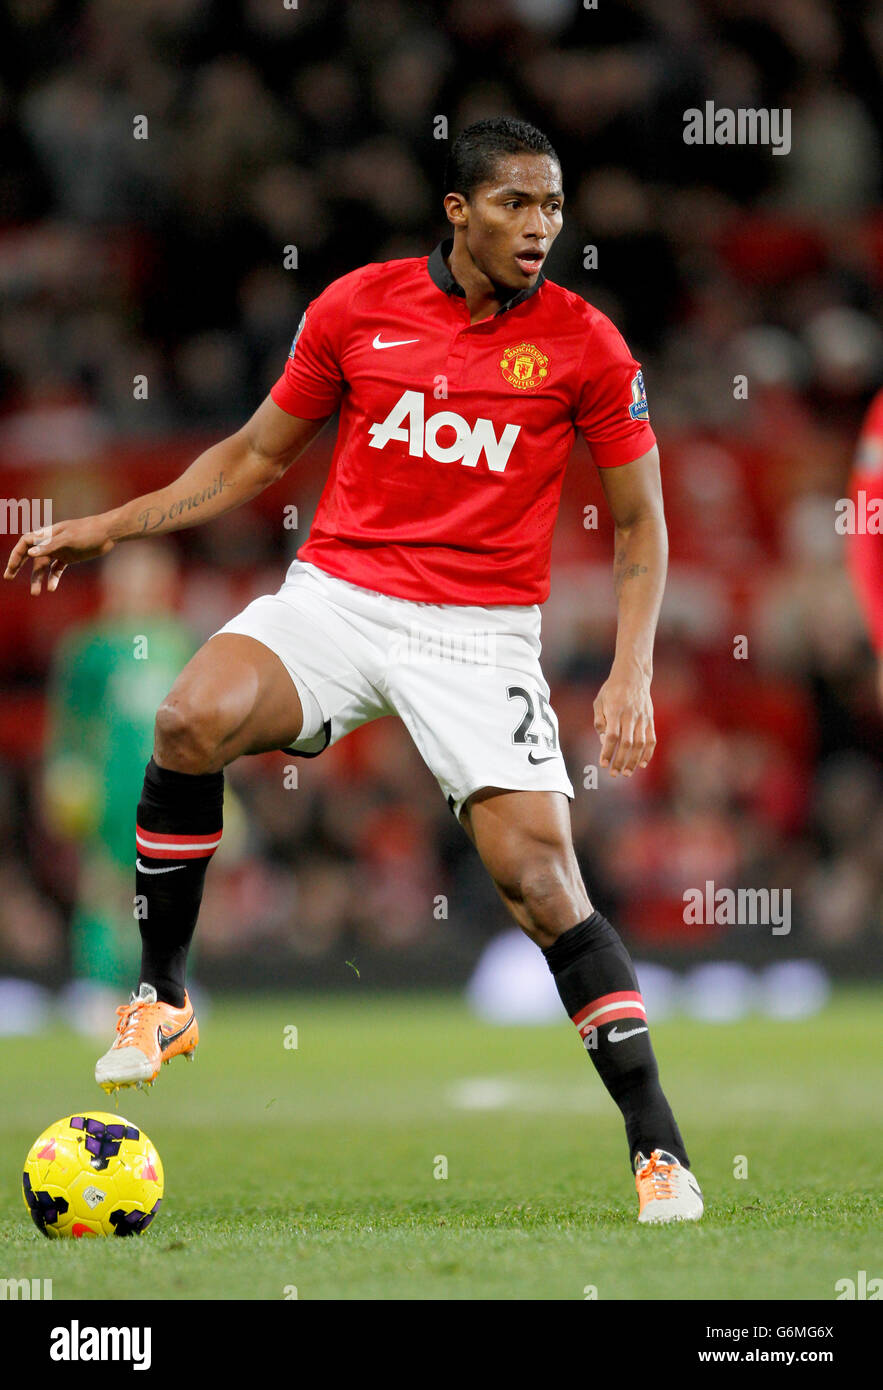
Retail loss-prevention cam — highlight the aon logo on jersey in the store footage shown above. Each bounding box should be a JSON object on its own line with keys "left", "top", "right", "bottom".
{"left": 368, "top": 390, "right": 521, "bottom": 472}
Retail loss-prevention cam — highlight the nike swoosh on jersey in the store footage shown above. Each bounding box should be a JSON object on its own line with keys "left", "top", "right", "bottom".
{"left": 607, "top": 1025, "right": 649, "bottom": 1043}
{"left": 527, "top": 751, "right": 557, "bottom": 765}
{"left": 136, "top": 858, "right": 186, "bottom": 875}
{"left": 372, "top": 334, "right": 420, "bottom": 349}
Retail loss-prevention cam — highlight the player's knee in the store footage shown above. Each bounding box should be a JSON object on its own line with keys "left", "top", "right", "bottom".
{"left": 519, "top": 854, "right": 572, "bottom": 918}
{"left": 154, "top": 695, "right": 227, "bottom": 774}
{"left": 495, "top": 847, "right": 576, "bottom": 928}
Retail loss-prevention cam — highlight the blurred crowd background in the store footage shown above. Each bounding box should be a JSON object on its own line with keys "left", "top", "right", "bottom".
{"left": 0, "top": 0, "right": 881, "bottom": 1017}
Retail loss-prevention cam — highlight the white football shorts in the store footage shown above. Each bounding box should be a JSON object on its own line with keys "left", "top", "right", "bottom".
{"left": 214, "top": 559, "right": 574, "bottom": 819}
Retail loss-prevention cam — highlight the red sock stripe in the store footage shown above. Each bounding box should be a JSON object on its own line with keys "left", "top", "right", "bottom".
{"left": 136, "top": 825, "right": 223, "bottom": 861}
{"left": 572, "top": 990, "right": 646, "bottom": 1034}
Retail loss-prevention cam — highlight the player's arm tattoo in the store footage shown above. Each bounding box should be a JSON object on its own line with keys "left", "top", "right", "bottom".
{"left": 613, "top": 544, "right": 649, "bottom": 597}
{"left": 136, "top": 472, "right": 232, "bottom": 533}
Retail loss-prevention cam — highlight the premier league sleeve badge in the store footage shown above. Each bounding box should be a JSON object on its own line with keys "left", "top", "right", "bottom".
{"left": 628, "top": 369, "right": 650, "bottom": 421}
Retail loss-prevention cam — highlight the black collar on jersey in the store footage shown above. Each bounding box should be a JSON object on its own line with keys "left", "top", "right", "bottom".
{"left": 427, "top": 239, "right": 545, "bottom": 315}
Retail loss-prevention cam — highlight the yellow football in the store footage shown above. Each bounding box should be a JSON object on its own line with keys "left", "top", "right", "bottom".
{"left": 22, "top": 1112, "right": 163, "bottom": 1238}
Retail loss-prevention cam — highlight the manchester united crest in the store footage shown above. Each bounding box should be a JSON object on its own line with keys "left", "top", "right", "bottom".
{"left": 499, "top": 342, "right": 549, "bottom": 390}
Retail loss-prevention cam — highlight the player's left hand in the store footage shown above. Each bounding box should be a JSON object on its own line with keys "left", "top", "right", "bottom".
{"left": 593, "top": 664, "right": 656, "bottom": 777}
{"left": 3, "top": 515, "right": 115, "bottom": 595}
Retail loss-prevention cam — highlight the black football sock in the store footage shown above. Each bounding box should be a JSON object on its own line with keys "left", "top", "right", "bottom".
{"left": 543, "top": 911, "right": 689, "bottom": 1171}
{"left": 135, "top": 757, "right": 224, "bottom": 1007}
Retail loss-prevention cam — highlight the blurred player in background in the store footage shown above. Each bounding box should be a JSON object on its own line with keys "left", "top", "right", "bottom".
{"left": 7, "top": 119, "right": 703, "bottom": 1224}
{"left": 847, "top": 388, "right": 883, "bottom": 709}
{"left": 44, "top": 544, "right": 195, "bottom": 1030}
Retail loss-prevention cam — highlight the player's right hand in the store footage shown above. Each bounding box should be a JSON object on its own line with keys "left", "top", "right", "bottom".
{"left": 3, "top": 516, "right": 115, "bottom": 595}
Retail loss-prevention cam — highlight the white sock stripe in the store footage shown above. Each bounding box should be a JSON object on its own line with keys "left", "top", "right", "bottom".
{"left": 136, "top": 833, "right": 222, "bottom": 852}
{"left": 578, "top": 998, "right": 647, "bottom": 1031}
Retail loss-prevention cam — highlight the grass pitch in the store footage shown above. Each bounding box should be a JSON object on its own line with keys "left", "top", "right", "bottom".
{"left": 0, "top": 990, "right": 879, "bottom": 1300}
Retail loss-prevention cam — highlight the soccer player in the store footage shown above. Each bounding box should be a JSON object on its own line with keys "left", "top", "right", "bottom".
{"left": 6, "top": 119, "right": 703, "bottom": 1224}
{"left": 846, "top": 387, "right": 883, "bottom": 709}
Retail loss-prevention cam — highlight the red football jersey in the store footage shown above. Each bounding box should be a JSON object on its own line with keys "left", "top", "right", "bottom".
{"left": 271, "top": 241, "right": 656, "bottom": 604}
{"left": 847, "top": 387, "right": 883, "bottom": 653}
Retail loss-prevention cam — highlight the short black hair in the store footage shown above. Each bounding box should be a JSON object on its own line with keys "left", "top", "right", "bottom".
{"left": 444, "top": 118, "right": 560, "bottom": 200}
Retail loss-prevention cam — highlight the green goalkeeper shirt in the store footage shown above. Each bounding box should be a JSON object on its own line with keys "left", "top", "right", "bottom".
{"left": 47, "top": 617, "right": 197, "bottom": 865}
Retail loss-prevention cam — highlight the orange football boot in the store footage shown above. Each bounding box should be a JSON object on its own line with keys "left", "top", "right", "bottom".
{"left": 95, "top": 983, "right": 198, "bottom": 1092}
{"left": 635, "top": 1149, "right": 704, "bottom": 1224}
